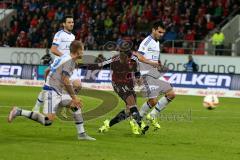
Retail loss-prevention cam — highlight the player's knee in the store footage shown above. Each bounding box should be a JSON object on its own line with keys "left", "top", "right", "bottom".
{"left": 126, "top": 95, "right": 136, "bottom": 106}
{"left": 47, "top": 114, "right": 55, "bottom": 121}
{"left": 166, "top": 90, "right": 176, "bottom": 101}
{"left": 72, "top": 79, "right": 82, "bottom": 93}
{"left": 44, "top": 117, "right": 52, "bottom": 126}
{"left": 148, "top": 98, "right": 158, "bottom": 107}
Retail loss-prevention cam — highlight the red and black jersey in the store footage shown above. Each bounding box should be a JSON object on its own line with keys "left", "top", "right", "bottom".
{"left": 100, "top": 55, "right": 139, "bottom": 85}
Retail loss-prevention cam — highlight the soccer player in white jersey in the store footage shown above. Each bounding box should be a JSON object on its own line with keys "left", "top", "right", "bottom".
{"left": 137, "top": 21, "right": 176, "bottom": 130}
{"left": 51, "top": 15, "right": 75, "bottom": 56}
{"left": 8, "top": 40, "right": 96, "bottom": 140}
{"left": 33, "top": 15, "right": 75, "bottom": 112}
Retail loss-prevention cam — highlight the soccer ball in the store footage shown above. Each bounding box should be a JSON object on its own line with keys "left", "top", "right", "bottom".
{"left": 203, "top": 94, "right": 219, "bottom": 110}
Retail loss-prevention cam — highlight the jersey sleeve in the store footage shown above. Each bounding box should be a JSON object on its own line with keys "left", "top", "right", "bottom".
{"left": 62, "top": 61, "right": 74, "bottom": 77}
{"left": 130, "top": 55, "right": 140, "bottom": 75}
{"left": 138, "top": 39, "right": 149, "bottom": 55}
{"left": 100, "top": 58, "right": 113, "bottom": 66}
{"left": 52, "top": 32, "right": 62, "bottom": 46}
{"left": 131, "top": 55, "right": 139, "bottom": 62}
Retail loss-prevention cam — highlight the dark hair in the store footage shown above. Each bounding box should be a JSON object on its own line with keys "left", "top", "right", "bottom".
{"left": 120, "top": 50, "right": 132, "bottom": 57}
{"left": 62, "top": 15, "right": 73, "bottom": 23}
{"left": 70, "top": 40, "right": 83, "bottom": 53}
{"left": 151, "top": 20, "right": 165, "bottom": 30}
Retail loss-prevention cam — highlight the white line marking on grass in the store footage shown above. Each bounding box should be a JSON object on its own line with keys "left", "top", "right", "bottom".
{"left": 0, "top": 105, "right": 33, "bottom": 108}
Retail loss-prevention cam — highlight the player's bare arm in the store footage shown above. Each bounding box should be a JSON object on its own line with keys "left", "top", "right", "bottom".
{"left": 50, "top": 45, "right": 63, "bottom": 56}
{"left": 62, "top": 74, "right": 82, "bottom": 108}
{"left": 44, "top": 67, "right": 50, "bottom": 79}
{"left": 77, "top": 58, "right": 112, "bottom": 70}
{"left": 133, "top": 51, "right": 159, "bottom": 67}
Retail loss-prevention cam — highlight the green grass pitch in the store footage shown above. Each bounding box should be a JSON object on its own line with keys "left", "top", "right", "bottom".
{"left": 0, "top": 85, "right": 240, "bottom": 160}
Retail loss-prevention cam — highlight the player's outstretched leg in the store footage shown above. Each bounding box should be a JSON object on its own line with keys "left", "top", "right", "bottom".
{"left": 32, "top": 90, "right": 44, "bottom": 112}
{"left": 8, "top": 106, "right": 52, "bottom": 126}
{"left": 72, "top": 108, "right": 96, "bottom": 141}
{"left": 129, "top": 105, "right": 144, "bottom": 135}
{"left": 139, "top": 101, "right": 153, "bottom": 118}
{"left": 147, "top": 92, "right": 175, "bottom": 130}
{"left": 140, "top": 98, "right": 161, "bottom": 130}
{"left": 99, "top": 109, "right": 129, "bottom": 133}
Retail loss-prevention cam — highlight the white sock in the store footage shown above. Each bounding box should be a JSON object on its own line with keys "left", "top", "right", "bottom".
{"left": 20, "top": 109, "right": 49, "bottom": 125}
{"left": 21, "top": 109, "right": 31, "bottom": 117}
{"left": 33, "top": 91, "right": 44, "bottom": 112}
{"left": 76, "top": 123, "right": 85, "bottom": 134}
{"left": 150, "top": 97, "right": 169, "bottom": 119}
{"left": 139, "top": 102, "right": 152, "bottom": 118}
{"left": 74, "top": 109, "right": 85, "bottom": 134}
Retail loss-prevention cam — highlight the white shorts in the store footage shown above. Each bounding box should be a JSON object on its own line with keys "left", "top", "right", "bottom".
{"left": 141, "top": 75, "right": 173, "bottom": 98}
{"left": 60, "top": 94, "right": 72, "bottom": 107}
{"left": 43, "top": 90, "right": 73, "bottom": 114}
{"left": 43, "top": 90, "right": 62, "bottom": 114}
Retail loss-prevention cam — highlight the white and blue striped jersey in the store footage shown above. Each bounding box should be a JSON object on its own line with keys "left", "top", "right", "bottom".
{"left": 138, "top": 35, "right": 161, "bottom": 77}
{"left": 138, "top": 35, "right": 160, "bottom": 62}
{"left": 52, "top": 29, "right": 75, "bottom": 56}
{"left": 46, "top": 54, "right": 75, "bottom": 94}
{"left": 50, "top": 54, "right": 72, "bottom": 73}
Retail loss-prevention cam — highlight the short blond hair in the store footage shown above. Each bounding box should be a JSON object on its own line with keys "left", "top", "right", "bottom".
{"left": 70, "top": 40, "right": 84, "bottom": 53}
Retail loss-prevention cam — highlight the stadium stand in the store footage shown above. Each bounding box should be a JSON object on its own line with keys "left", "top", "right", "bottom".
{"left": 0, "top": 0, "right": 239, "bottom": 53}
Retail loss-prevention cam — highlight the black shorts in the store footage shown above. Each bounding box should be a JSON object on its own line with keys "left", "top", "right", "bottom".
{"left": 112, "top": 82, "right": 136, "bottom": 104}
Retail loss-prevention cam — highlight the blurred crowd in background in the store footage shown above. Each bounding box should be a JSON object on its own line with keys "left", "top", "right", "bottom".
{"left": 0, "top": 0, "right": 239, "bottom": 52}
